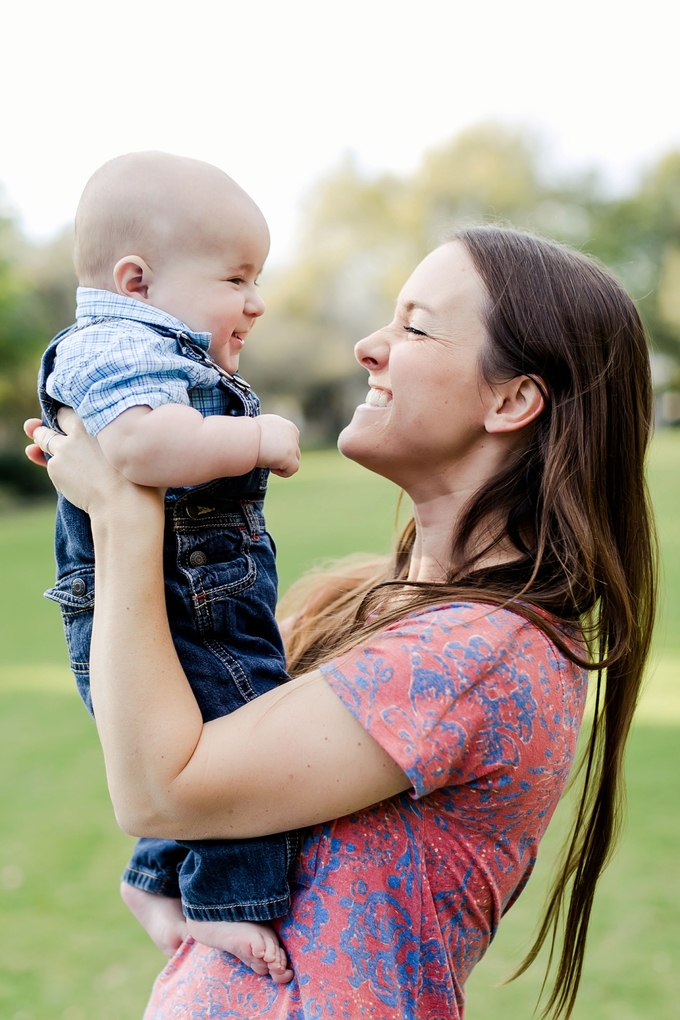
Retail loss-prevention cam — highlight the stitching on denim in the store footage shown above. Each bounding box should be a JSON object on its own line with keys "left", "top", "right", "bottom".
{"left": 53, "top": 605, "right": 94, "bottom": 616}
{"left": 204, "top": 640, "right": 257, "bottom": 702}
{"left": 173, "top": 507, "right": 259, "bottom": 615}
{"left": 172, "top": 477, "right": 265, "bottom": 510}
{"left": 124, "top": 866, "right": 168, "bottom": 880}
{"left": 285, "top": 830, "right": 301, "bottom": 868}
{"left": 173, "top": 515, "right": 244, "bottom": 531}
{"left": 181, "top": 893, "right": 290, "bottom": 910}
{"left": 199, "top": 568, "right": 258, "bottom": 600}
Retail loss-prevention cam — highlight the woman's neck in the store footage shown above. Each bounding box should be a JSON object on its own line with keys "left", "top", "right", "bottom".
{"left": 407, "top": 483, "right": 518, "bottom": 584}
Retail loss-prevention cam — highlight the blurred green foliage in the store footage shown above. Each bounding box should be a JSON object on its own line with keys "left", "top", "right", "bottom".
{"left": 0, "top": 197, "right": 75, "bottom": 498}
{"left": 1, "top": 440, "right": 679, "bottom": 1018}
{"left": 2, "top": 123, "right": 680, "bottom": 487}
{"left": 240, "top": 125, "right": 680, "bottom": 437}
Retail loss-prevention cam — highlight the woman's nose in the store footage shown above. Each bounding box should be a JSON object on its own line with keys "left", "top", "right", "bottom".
{"left": 354, "top": 329, "right": 388, "bottom": 370}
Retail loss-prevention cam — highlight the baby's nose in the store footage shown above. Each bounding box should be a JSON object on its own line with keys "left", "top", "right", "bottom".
{"left": 248, "top": 291, "right": 266, "bottom": 317}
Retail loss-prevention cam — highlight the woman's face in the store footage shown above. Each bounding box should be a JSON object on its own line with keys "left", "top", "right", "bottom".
{"left": 338, "top": 242, "right": 495, "bottom": 493}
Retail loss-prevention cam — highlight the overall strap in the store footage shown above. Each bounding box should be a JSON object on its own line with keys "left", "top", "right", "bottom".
{"left": 39, "top": 316, "right": 260, "bottom": 429}
{"left": 156, "top": 325, "right": 259, "bottom": 417}
{"left": 38, "top": 323, "right": 82, "bottom": 430}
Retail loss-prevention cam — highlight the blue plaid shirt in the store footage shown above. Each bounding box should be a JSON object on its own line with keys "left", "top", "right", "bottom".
{"left": 46, "top": 288, "right": 232, "bottom": 435}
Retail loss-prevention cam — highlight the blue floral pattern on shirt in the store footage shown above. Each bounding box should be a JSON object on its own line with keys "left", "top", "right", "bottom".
{"left": 145, "top": 603, "right": 587, "bottom": 1020}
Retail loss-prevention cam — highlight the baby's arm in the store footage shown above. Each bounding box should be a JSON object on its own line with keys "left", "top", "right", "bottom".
{"left": 98, "top": 405, "right": 299, "bottom": 487}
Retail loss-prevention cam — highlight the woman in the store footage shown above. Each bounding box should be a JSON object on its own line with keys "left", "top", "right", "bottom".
{"left": 26, "top": 227, "right": 656, "bottom": 1020}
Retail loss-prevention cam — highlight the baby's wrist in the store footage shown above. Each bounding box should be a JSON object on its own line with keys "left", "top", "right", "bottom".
{"left": 214, "top": 414, "right": 261, "bottom": 475}
{"left": 253, "top": 417, "right": 263, "bottom": 463}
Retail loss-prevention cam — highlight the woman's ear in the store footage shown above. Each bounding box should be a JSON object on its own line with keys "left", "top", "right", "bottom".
{"left": 484, "top": 375, "right": 546, "bottom": 434}
{"left": 113, "top": 256, "right": 153, "bottom": 301}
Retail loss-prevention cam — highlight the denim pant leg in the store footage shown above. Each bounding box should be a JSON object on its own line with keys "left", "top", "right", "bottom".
{"left": 44, "top": 496, "right": 192, "bottom": 899}
{"left": 122, "top": 838, "right": 188, "bottom": 898}
{"left": 166, "top": 486, "right": 298, "bottom": 923}
{"left": 176, "top": 832, "right": 300, "bottom": 922}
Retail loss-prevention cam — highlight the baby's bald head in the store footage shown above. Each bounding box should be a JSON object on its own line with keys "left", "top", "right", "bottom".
{"left": 74, "top": 152, "right": 268, "bottom": 288}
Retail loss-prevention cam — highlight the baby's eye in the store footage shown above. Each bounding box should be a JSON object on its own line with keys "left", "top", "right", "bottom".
{"left": 405, "top": 325, "right": 428, "bottom": 337}
{"left": 227, "top": 277, "right": 246, "bottom": 285}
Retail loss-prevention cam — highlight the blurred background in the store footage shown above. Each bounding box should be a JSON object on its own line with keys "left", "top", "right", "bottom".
{"left": 1, "top": 1, "right": 679, "bottom": 1017}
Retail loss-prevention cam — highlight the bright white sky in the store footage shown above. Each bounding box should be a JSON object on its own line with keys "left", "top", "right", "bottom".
{"left": 1, "top": 0, "right": 678, "bottom": 265}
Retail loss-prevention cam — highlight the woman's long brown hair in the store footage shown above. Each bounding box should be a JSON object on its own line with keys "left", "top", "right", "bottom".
{"left": 281, "top": 226, "right": 657, "bottom": 1019}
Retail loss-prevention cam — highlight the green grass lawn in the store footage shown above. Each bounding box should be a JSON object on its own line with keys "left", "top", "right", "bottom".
{"left": 0, "top": 437, "right": 678, "bottom": 1019}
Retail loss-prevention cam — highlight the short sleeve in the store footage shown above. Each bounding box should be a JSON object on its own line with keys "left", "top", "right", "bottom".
{"left": 320, "top": 603, "right": 555, "bottom": 799}
{"left": 46, "top": 325, "right": 217, "bottom": 435}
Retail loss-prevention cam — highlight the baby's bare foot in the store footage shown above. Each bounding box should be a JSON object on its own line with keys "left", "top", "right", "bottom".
{"left": 186, "top": 918, "right": 294, "bottom": 983}
{"left": 120, "top": 883, "right": 187, "bottom": 958}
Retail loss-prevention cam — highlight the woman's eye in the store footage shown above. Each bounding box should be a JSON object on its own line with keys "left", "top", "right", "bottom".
{"left": 405, "top": 325, "right": 428, "bottom": 337}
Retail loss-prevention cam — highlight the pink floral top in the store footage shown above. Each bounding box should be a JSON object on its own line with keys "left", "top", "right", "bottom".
{"left": 145, "top": 603, "right": 586, "bottom": 1020}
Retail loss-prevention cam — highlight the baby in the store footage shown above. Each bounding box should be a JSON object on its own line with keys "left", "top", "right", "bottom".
{"left": 38, "top": 152, "right": 300, "bottom": 982}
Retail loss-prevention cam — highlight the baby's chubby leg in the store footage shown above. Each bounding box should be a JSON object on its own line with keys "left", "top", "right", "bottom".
{"left": 120, "top": 885, "right": 293, "bottom": 982}
{"left": 186, "top": 918, "right": 293, "bottom": 984}
{"left": 120, "top": 883, "right": 187, "bottom": 958}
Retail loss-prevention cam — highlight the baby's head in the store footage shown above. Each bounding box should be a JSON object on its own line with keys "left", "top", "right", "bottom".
{"left": 74, "top": 152, "right": 270, "bottom": 374}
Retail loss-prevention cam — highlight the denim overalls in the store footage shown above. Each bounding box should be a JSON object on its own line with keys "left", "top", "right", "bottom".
{"left": 39, "top": 322, "right": 299, "bottom": 923}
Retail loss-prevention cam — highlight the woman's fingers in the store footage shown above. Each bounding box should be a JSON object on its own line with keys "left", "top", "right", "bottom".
{"left": 25, "top": 443, "right": 48, "bottom": 468}
{"left": 33, "top": 426, "right": 63, "bottom": 455}
{"left": 24, "top": 411, "right": 109, "bottom": 509}
{"left": 25, "top": 408, "right": 165, "bottom": 517}
{"left": 23, "top": 418, "right": 54, "bottom": 468}
{"left": 23, "top": 417, "right": 43, "bottom": 441}
{"left": 56, "top": 405, "right": 86, "bottom": 435}
{"left": 24, "top": 409, "right": 86, "bottom": 467}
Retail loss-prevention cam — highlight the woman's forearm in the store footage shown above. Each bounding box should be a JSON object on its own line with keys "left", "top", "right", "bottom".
{"left": 89, "top": 495, "right": 205, "bottom": 835}
{"left": 88, "top": 489, "right": 409, "bottom": 841}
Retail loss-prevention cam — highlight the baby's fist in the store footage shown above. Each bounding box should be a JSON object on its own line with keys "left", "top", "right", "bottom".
{"left": 256, "top": 415, "right": 300, "bottom": 478}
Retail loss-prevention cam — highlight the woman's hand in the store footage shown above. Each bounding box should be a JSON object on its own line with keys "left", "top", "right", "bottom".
{"left": 24, "top": 409, "right": 164, "bottom": 519}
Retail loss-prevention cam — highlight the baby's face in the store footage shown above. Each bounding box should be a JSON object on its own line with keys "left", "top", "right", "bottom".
{"left": 148, "top": 212, "right": 269, "bottom": 375}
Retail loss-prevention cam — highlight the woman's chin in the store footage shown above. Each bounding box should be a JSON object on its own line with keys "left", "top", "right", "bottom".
{"left": 337, "top": 419, "right": 373, "bottom": 464}
{"left": 337, "top": 424, "right": 360, "bottom": 461}
{"left": 337, "top": 419, "right": 389, "bottom": 473}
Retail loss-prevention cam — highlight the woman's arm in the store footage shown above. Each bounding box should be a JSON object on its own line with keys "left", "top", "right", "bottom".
{"left": 26, "top": 413, "right": 410, "bottom": 841}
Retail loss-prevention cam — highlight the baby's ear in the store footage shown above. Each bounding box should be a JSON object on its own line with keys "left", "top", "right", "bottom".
{"left": 113, "top": 256, "right": 152, "bottom": 300}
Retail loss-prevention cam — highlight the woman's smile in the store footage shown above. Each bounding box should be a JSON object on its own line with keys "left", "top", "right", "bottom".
{"left": 360, "top": 387, "right": 393, "bottom": 409}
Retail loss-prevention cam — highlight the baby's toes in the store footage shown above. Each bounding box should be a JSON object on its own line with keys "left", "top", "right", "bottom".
{"left": 249, "top": 934, "right": 268, "bottom": 961}
{"left": 266, "top": 945, "right": 294, "bottom": 984}
{"left": 269, "top": 960, "right": 294, "bottom": 985}
{"left": 269, "top": 944, "right": 286, "bottom": 970}
{"left": 260, "top": 934, "right": 281, "bottom": 965}
{"left": 249, "top": 957, "right": 270, "bottom": 976}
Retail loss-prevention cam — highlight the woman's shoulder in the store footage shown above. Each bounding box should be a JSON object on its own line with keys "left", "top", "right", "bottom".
{"left": 374, "top": 599, "right": 579, "bottom": 660}
{"left": 321, "top": 600, "right": 587, "bottom": 799}
{"left": 324, "top": 599, "right": 583, "bottom": 693}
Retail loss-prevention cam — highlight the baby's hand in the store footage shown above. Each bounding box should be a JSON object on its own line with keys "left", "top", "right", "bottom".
{"left": 257, "top": 415, "right": 300, "bottom": 478}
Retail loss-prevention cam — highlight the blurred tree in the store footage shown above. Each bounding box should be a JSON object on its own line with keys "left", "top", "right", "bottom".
{"left": 242, "top": 125, "right": 598, "bottom": 434}
{"left": 0, "top": 202, "right": 75, "bottom": 499}
{"left": 242, "top": 127, "right": 680, "bottom": 439}
{"left": 2, "top": 123, "right": 680, "bottom": 487}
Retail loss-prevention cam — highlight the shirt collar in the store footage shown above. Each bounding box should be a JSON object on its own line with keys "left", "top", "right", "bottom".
{"left": 75, "top": 287, "right": 212, "bottom": 351}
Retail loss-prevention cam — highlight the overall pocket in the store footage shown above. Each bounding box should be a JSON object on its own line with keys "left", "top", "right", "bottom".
{"left": 44, "top": 568, "right": 95, "bottom": 710}
{"left": 168, "top": 495, "right": 285, "bottom": 701}
{"left": 175, "top": 522, "right": 257, "bottom": 638}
